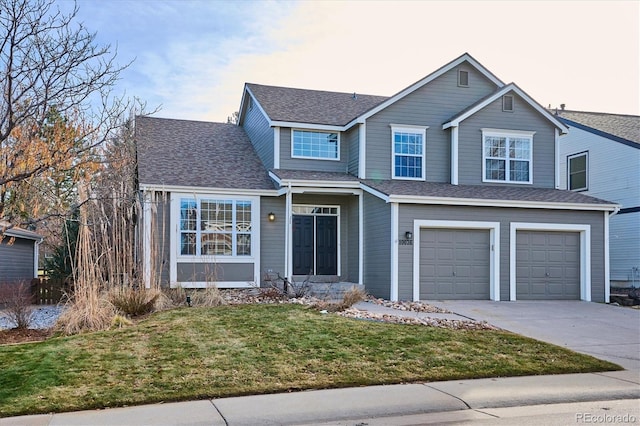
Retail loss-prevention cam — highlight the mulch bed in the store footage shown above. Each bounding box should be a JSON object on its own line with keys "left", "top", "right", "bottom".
{"left": 0, "top": 328, "right": 52, "bottom": 345}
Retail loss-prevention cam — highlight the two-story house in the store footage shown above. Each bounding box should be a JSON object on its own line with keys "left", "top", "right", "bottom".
{"left": 136, "top": 53, "right": 618, "bottom": 302}
{"left": 555, "top": 109, "right": 639, "bottom": 288}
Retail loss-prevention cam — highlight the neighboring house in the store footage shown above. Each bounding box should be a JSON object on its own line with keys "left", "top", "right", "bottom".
{"left": 555, "top": 109, "right": 640, "bottom": 288}
{"left": 136, "top": 53, "right": 618, "bottom": 302}
{"left": 0, "top": 221, "right": 43, "bottom": 285}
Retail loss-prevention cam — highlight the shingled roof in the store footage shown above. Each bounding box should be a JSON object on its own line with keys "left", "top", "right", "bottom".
{"left": 136, "top": 116, "right": 275, "bottom": 190}
{"left": 362, "top": 180, "right": 615, "bottom": 206}
{"left": 554, "top": 110, "right": 639, "bottom": 147}
{"left": 246, "top": 83, "right": 388, "bottom": 126}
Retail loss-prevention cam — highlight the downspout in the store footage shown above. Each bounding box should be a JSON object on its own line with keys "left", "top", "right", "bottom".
{"left": 604, "top": 206, "right": 621, "bottom": 303}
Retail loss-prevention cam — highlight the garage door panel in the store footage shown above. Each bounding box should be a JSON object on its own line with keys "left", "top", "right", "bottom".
{"left": 516, "top": 230, "right": 580, "bottom": 300}
{"left": 420, "top": 228, "right": 490, "bottom": 300}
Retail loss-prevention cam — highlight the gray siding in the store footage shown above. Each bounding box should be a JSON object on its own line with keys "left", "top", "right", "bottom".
{"left": 398, "top": 204, "right": 606, "bottom": 302}
{"left": 345, "top": 125, "right": 360, "bottom": 176}
{"left": 280, "top": 128, "right": 350, "bottom": 172}
{"left": 345, "top": 195, "right": 360, "bottom": 283}
{"left": 177, "top": 263, "right": 254, "bottom": 282}
{"left": 0, "top": 237, "right": 35, "bottom": 283}
{"left": 365, "top": 65, "right": 498, "bottom": 182}
{"left": 362, "top": 193, "right": 391, "bottom": 298}
{"left": 260, "top": 196, "right": 286, "bottom": 281}
{"left": 242, "top": 100, "right": 274, "bottom": 170}
{"left": 458, "top": 94, "right": 557, "bottom": 188}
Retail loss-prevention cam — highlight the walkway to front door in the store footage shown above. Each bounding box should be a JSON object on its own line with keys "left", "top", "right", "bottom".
{"left": 292, "top": 213, "right": 337, "bottom": 276}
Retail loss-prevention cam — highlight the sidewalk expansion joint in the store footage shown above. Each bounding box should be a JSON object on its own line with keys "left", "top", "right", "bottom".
{"left": 210, "top": 400, "right": 229, "bottom": 426}
{"left": 593, "top": 371, "right": 640, "bottom": 385}
{"left": 422, "top": 383, "right": 471, "bottom": 410}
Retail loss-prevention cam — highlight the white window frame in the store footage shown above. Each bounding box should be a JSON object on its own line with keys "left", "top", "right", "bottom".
{"left": 482, "top": 128, "right": 535, "bottom": 185}
{"left": 291, "top": 129, "right": 340, "bottom": 161}
{"left": 567, "top": 151, "right": 588, "bottom": 191}
{"left": 391, "top": 124, "right": 428, "bottom": 181}
{"left": 174, "top": 195, "right": 259, "bottom": 261}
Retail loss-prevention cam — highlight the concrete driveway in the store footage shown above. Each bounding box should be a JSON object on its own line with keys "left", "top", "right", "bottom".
{"left": 426, "top": 300, "right": 640, "bottom": 372}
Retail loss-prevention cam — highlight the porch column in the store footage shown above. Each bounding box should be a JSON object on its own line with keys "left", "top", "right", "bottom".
{"left": 358, "top": 192, "right": 364, "bottom": 286}
{"left": 285, "top": 185, "right": 293, "bottom": 282}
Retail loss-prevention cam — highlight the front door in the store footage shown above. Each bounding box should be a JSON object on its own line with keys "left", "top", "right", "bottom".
{"left": 292, "top": 214, "right": 337, "bottom": 275}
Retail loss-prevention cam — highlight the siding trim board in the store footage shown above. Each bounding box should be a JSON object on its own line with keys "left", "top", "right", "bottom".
{"left": 390, "top": 202, "right": 399, "bottom": 301}
{"left": 509, "top": 222, "right": 591, "bottom": 301}
{"left": 412, "top": 220, "right": 500, "bottom": 302}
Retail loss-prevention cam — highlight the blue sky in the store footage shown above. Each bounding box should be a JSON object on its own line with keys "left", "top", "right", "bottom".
{"left": 64, "top": 0, "right": 639, "bottom": 121}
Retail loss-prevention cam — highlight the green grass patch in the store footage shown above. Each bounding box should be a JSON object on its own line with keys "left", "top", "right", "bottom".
{"left": 0, "top": 304, "right": 621, "bottom": 417}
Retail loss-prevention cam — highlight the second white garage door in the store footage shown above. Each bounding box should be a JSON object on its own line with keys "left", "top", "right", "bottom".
{"left": 419, "top": 228, "right": 490, "bottom": 300}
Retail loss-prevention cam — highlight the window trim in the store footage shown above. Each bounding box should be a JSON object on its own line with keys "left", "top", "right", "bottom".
{"left": 567, "top": 151, "right": 589, "bottom": 192}
{"left": 458, "top": 69, "right": 469, "bottom": 87}
{"left": 175, "top": 195, "right": 259, "bottom": 261}
{"left": 391, "top": 124, "right": 428, "bottom": 181}
{"left": 502, "top": 95, "right": 514, "bottom": 112}
{"left": 481, "top": 128, "right": 535, "bottom": 185}
{"left": 291, "top": 129, "right": 340, "bottom": 161}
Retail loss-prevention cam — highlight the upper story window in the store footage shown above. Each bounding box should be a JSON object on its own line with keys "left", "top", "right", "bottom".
{"left": 179, "top": 198, "right": 253, "bottom": 257}
{"left": 567, "top": 152, "right": 588, "bottom": 191}
{"left": 292, "top": 130, "right": 339, "bottom": 160}
{"left": 391, "top": 124, "right": 427, "bottom": 180}
{"left": 482, "top": 129, "right": 535, "bottom": 184}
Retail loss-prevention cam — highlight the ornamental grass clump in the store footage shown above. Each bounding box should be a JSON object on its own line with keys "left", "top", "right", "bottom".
{"left": 108, "top": 287, "right": 160, "bottom": 317}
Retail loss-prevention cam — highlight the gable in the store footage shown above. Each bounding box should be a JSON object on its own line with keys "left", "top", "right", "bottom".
{"left": 443, "top": 84, "right": 568, "bottom": 134}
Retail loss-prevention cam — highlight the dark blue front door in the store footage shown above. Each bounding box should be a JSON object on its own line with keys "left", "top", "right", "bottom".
{"left": 292, "top": 215, "right": 337, "bottom": 275}
{"left": 316, "top": 216, "right": 337, "bottom": 275}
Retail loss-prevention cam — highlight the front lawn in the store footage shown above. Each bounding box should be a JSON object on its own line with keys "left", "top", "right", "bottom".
{"left": 0, "top": 304, "right": 621, "bottom": 417}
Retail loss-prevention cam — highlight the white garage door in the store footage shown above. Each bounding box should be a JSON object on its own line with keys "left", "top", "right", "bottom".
{"left": 516, "top": 231, "right": 580, "bottom": 300}
{"left": 419, "top": 228, "right": 490, "bottom": 300}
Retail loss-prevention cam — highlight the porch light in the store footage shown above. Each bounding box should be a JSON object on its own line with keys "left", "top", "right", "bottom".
{"left": 267, "top": 212, "right": 276, "bottom": 222}
{"left": 405, "top": 231, "right": 413, "bottom": 240}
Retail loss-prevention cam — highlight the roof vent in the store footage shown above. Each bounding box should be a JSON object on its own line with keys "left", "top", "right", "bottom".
{"left": 352, "top": 92, "right": 357, "bottom": 100}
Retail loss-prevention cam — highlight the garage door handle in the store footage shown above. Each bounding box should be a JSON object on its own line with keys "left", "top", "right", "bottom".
{"left": 453, "top": 272, "right": 456, "bottom": 276}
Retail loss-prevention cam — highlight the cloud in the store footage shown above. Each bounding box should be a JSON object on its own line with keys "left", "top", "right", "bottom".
{"left": 74, "top": 0, "right": 639, "bottom": 121}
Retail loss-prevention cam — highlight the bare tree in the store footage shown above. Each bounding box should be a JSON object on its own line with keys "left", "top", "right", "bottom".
{"left": 0, "top": 0, "right": 129, "bottom": 230}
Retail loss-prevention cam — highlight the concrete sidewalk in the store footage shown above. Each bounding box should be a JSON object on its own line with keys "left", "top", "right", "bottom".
{"left": 2, "top": 371, "right": 638, "bottom": 426}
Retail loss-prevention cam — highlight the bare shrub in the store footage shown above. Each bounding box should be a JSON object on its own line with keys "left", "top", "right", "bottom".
{"left": 0, "top": 281, "right": 35, "bottom": 329}
{"left": 108, "top": 287, "right": 160, "bottom": 317}
{"left": 263, "top": 272, "right": 311, "bottom": 299}
{"left": 341, "top": 286, "right": 367, "bottom": 308}
{"left": 258, "top": 286, "right": 288, "bottom": 301}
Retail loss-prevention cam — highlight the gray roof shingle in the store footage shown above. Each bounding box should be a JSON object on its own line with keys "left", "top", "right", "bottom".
{"left": 270, "top": 169, "right": 360, "bottom": 183}
{"left": 136, "top": 116, "right": 275, "bottom": 190}
{"left": 554, "top": 110, "right": 639, "bottom": 146}
{"left": 362, "top": 180, "right": 614, "bottom": 205}
{"left": 246, "top": 83, "right": 388, "bottom": 126}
